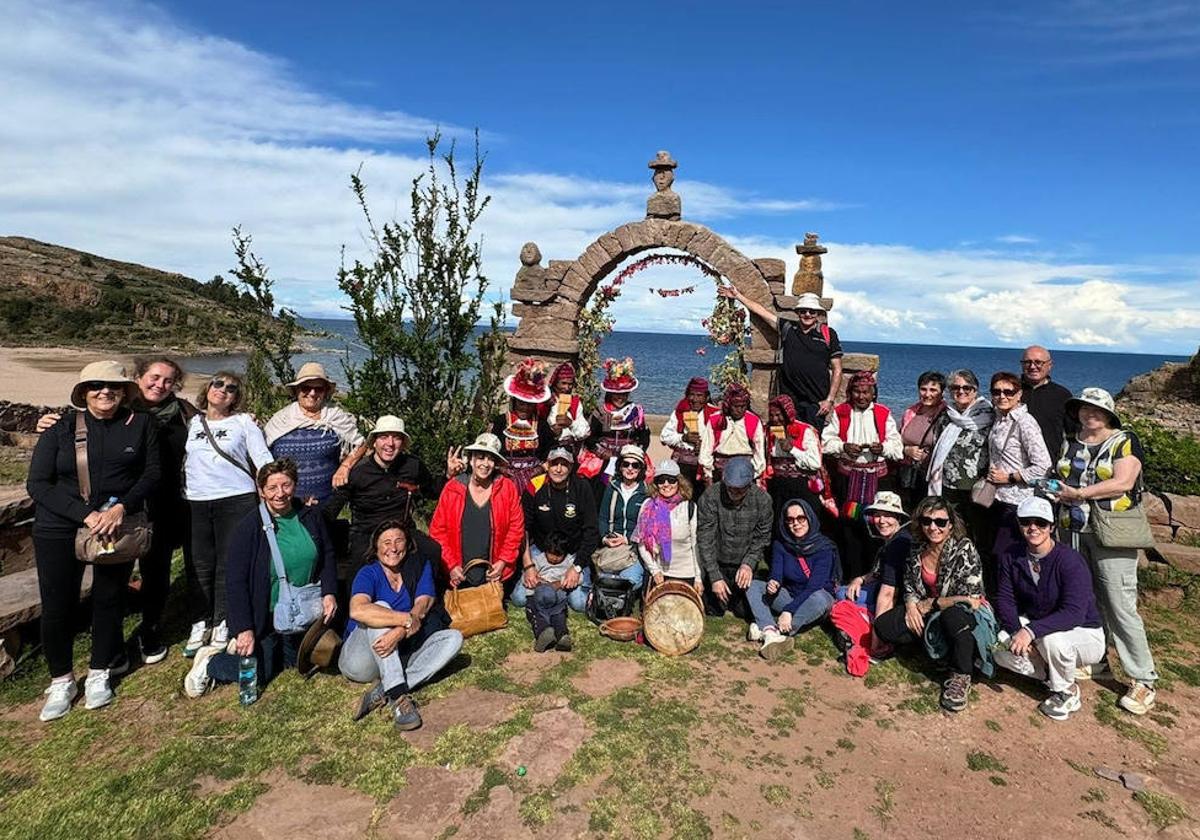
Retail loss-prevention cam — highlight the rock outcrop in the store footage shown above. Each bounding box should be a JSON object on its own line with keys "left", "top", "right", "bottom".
{"left": 1117, "top": 347, "right": 1200, "bottom": 439}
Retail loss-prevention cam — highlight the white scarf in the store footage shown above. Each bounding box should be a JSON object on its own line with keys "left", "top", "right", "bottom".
{"left": 263, "top": 401, "right": 363, "bottom": 454}
{"left": 927, "top": 397, "right": 994, "bottom": 495}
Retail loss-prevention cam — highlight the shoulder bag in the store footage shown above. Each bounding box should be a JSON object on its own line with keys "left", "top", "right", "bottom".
{"left": 970, "top": 418, "right": 1017, "bottom": 509}
{"left": 1087, "top": 432, "right": 1154, "bottom": 549}
{"left": 73, "top": 411, "right": 153, "bottom": 565}
{"left": 594, "top": 490, "right": 637, "bottom": 573}
{"left": 199, "top": 415, "right": 257, "bottom": 480}
{"left": 261, "top": 502, "right": 324, "bottom": 634}
{"left": 445, "top": 558, "right": 508, "bottom": 637}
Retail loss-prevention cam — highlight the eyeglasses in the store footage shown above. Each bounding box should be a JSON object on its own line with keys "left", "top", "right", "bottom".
{"left": 990, "top": 387, "right": 1019, "bottom": 398}
{"left": 1018, "top": 517, "right": 1052, "bottom": 529}
{"left": 949, "top": 384, "right": 976, "bottom": 393}
{"left": 918, "top": 515, "right": 951, "bottom": 528}
{"left": 785, "top": 515, "right": 808, "bottom": 524}
{"left": 654, "top": 476, "right": 679, "bottom": 485}
{"left": 298, "top": 383, "right": 327, "bottom": 393}
{"left": 209, "top": 379, "right": 239, "bottom": 393}
{"left": 84, "top": 381, "right": 123, "bottom": 392}
{"left": 1020, "top": 359, "right": 1049, "bottom": 368}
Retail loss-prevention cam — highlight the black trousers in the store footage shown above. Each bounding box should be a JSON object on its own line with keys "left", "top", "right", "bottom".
{"left": 140, "top": 497, "right": 190, "bottom": 643}
{"left": 188, "top": 493, "right": 257, "bottom": 625}
{"left": 873, "top": 603, "right": 977, "bottom": 675}
{"left": 35, "top": 535, "right": 133, "bottom": 677}
{"left": 703, "top": 564, "right": 752, "bottom": 620}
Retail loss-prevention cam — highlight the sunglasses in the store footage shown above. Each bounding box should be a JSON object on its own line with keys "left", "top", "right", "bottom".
{"left": 619, "top": 460, "right": 642, "bottom": 470}
{"left": 918, "top": 515, "right": 951, "bottom": 528}
{"left": 949, "top": 384, "right": 976, "bottom": 393}
{"left": 785, "top": 515, "right": 808, "bottom": 524}
{"left": 797, "top": 308, "right": 821, "bottom": 316}
{"left": 298, "top": 383, "right": 327, "bottom": 393}
{"left": 209, "top": 379, "right": 240, "bottom": 393}
{"left": 990, "top": 387, "right": 1019, "bottom": 398}
{"left": 1018, "top": 517, "right": 1052, "bottom": 529}
{"left": 654, "top": 476, "right": 679, "bottom": 485}
{"left": 84, "top": 381, "right": 124, "bottom": 392}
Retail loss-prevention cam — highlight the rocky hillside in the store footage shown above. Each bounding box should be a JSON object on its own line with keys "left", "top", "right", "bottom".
{"left": 1117, "top": 347, "right": 1200, "bottom": 439}
{"left": 0, "top": 236, "right": 268, "bottom": 352}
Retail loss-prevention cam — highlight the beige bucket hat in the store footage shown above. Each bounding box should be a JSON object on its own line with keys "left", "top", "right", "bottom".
{"left": 793, "top": 292, "right": 827, "bottom": 312}
{"left": 71, "top": 361, "right": 138, "bottom": 408}
{"left": 864, "top": 491, "right": 909, "bottom": 523}
{"left": 463, "top": 432, "right": 507, "bottom": 464}
{"left": 286, "top": 362, "right": 336, "bottom": 395}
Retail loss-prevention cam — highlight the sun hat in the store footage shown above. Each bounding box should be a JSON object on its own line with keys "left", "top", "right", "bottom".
{"left": 793, "top": 292, "right": 827, "bottom": 312}
{"left": 463, "top": 432, "right": 507, "bottom": 464}
{"left": 297, "top": 620, "right": 342, "bottom": 679}
{"left": 367, "top": 415, "right": 410, "bottom": 446}
{"left": 721, "top": 456, "right": 755, "bottom": 489}
{"left": 1065, "top": 387, "right": 1121, "bottom": 429}
{"left": 1016, "top": 495, "right": 1054, "bottom": 523}
{"left": 864, "top": 491, "right": 909, "bottom": 523}
{"left": 504, "top": 357, "right": 552, "bottom": 403}
{"left": 601, "top": 357, "right": 638, "bottom": 394}
{"left": 286, "top": 362, "right": 336, "bottom": 395}
{"left": 546, "top": 446, "right": 574, "bottom": 464}
{"left": 71, "top": 361, "right": 138, "bottom": 408}
{"left": 654, "top": 458, "right": 681, "bottom": 478}
{"left": 618, "top": 444, "right": 645, "bottom": 464}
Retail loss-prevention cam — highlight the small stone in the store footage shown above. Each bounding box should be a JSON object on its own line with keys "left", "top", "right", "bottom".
{"left": 1120, "top": 772, "right": 1146, "bottom": 792}
{"left": 1093, "top": 766, "right": 1122, "bottom": 783}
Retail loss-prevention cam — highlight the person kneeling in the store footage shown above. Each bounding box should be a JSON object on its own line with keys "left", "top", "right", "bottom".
{"left": 747, "top": 499, "right": 838, "bottom": 661}
{"left": 338, "top": 520, "right": 463, "bottom": 731}
{"left": 525, "top": 531, "right": 574, "bottom": 653}
{"left": 993, "top": 496, "right": 1105, "bottom": 721}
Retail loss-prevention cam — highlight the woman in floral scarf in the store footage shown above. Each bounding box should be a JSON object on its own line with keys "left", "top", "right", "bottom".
{"left": 926, "top": 368, "right": 994, "bottom": 547}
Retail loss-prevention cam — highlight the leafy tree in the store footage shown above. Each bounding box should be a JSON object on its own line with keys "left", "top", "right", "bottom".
{"left": 337, "top": 131, "right": 506, "bottom": 473}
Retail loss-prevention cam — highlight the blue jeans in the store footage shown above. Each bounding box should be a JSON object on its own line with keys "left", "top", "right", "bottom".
{"left": 338, "top": 619, "right": 463, "bottom": 693}
{"left": 208, "top": 630, "right": 300, "bottom": 688}
{"left": 836, "top": 581, "right": 880, "bottom": 608}
{"left": 511, "top": 564, "right": 644, "bottom": 613}
{"left": 746, "top": 581, "right": 834, "bottom": 635}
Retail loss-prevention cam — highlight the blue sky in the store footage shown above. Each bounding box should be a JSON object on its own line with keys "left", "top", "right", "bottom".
{"left": 2, "top": 0, "right": 1198, "bottom": 352}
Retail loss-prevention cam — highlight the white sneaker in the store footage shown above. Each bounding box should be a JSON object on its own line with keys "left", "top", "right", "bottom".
{"left": 184, "top": 645, "right": 220, "bottom": 698}
{"left": 183, "top": 621, "right": 209, "bottom": 658}
{"left": 747, "top": 623, "right": 763, "bottom": 642}
{"left": 39, "top": 679, "right": 78, "bottom": 722}
{"left": 993, "top": 648, "right": 1039, "bottom": 677}
{"left": 210, "top": 621, "right": 229, "bottom": 648}
{"left": 1119, "top": 682, "right": 1157, "bottom": 716}
{"left": 759, "top": 629, "right": 794, "bottom": 662}
{"left": 83, "top": 670, "right": 114, "bottom": 710}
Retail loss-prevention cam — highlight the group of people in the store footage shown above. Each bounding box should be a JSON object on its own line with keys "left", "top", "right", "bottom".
{"left": 26, "top": 326, "right": 1160, "bottom": 729}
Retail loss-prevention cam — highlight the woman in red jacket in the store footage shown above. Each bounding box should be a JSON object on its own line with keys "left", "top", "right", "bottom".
{"left": 429, "top": 432, "right": 525, "bottom": 589}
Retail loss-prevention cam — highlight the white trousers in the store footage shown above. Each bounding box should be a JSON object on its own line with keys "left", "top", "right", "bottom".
{"left": 995, "top": 617, "right": 1106, "bottom": 693}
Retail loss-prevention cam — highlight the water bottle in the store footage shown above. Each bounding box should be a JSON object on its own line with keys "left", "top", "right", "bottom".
{"left": 96, "top": 496, "right": 119, "bottom": 555}
{"left": 238, "top": 656, "right": 258, "bottom": 706}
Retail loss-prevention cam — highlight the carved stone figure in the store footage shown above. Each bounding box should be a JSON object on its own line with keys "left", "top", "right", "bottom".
{"left": 512, "top": 241, "right": 556, "bottom": 302}
{"left": 646, "top": 150, "right": 681, "bottom": 221}
{"left": 791, "top": 232, "right": 828, "bottom": 297}
{"left": 519, "top": 242, "right": 542, "bottom": 267}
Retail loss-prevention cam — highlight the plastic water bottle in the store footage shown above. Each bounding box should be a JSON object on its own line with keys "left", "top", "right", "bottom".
{"left": 238, "top": 656, "right": 257, "bottom": 706}
{"left": 96, "top": 496, "right": 119, "bottom": 555}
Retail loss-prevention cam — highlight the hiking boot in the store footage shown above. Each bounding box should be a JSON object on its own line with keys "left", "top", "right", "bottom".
{"left": 759, "top": 629, "right": 794, "bottom": 662}
{"left": 39, "top": 679, "right": 78, "bottom": 722}
{"left": 1074, "top": 660, "right": 1111, "bottom": 682}
{"left": 353, "top": 681, "right": 387, "bottom": 722}
{"left": 183, "top": 621, "right": 209, "bottom": 658}
{"left": 391, "top": 694, "right": 422, "bottom": 731}
{"left": 747, "top": 622, "right": 763, "bottom": 643}
{"left": 1039, "top": 684, "right": 1082, "bottom": 721}
{"left": 83, "top": 670, "right": 114, "bottom": 710}
{"left": 140, "top": 629, "right": 168, "bottom": 665}
{"left": 183, "top": 645, "right": 220, "bottom": 698}
{"left": 534, "top": 627, "right": 557, "bottom": 653}
{"left": 940, "top": 673, "right": 971, "bottom": 713}
{"left": 555, "top": 632, "right": 573, "bottom": 652}
{"left": 1119, "top": 682, "right": 1156, "bottom": 716}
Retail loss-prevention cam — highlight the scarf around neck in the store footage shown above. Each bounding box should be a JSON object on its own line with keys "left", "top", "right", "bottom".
{"left": 637, "top": 492, "right": 684, "bottom": 567}
{"left": 926, "top": 397, "right": 994, "bottom": 495}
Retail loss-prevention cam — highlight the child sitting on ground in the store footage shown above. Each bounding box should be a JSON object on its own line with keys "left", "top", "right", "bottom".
{"left": 528, "top": 530, "right": 574, "bottom": 653}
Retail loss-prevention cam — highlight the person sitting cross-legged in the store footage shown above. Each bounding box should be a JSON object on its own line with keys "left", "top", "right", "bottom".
{"left": 525, "top": 530, "right": 575, "bottom": 653}
{"left": 992, "top": 496, "right": 1105, "bottom": 721}
{"left": 747, "top": 498, "right": 839, "bottom": 661}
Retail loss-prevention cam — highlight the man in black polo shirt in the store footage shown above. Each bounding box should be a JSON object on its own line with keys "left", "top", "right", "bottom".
{"left": 718, "top": 287, "right": 843, "bottom": 428}
{"left": 1019, "top": 345, "right": 1073, "bottom": 459}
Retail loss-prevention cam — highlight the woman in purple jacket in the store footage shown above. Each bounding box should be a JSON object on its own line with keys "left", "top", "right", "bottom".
{"left": 746, "top": 498, "right": 840, "bottom": 661}
{"left": 993, "top": 496, "right": 1104, "bottom": 721}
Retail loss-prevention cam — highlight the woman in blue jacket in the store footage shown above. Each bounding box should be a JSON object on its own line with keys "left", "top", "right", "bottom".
{"left": 746, "top": 498, "right": 840, "bottom": 661}
{"left": 993, "top": 495, "right": 1105, "bottom": 721}
{"left": 184, "top": 459, "right": 338, "bottom": 698}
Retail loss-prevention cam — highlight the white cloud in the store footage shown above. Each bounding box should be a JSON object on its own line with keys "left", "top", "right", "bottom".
{"left": 1, "top": 0, "right": 1197, "bottom": 357}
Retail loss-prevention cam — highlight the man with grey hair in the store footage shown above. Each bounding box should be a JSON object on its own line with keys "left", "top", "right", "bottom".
{"left": 1020, "top": 345, "right": 1073, "bottom": 459}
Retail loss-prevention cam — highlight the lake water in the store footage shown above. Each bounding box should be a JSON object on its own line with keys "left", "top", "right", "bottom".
{"left": 184, "top": 319, "right": 1189, "bottom": 415}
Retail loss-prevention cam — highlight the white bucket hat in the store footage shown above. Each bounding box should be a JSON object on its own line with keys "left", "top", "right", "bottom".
{"left": 462, "top": 432, "right": 507, "bottom": 464}
{"left": 367, "top": 415, "right": 410, "bottom": 446}
{"left": 863, "top": 491, "right": 909, "bottom": 523}
{"left": 793, "top": 292, "right": 827, "bottom": 312}
{"left": 1065, "top": 387, "right": 1121, "bottom": 428}
{"left": 71, "top": 361, "right": 138, "bottom": 408}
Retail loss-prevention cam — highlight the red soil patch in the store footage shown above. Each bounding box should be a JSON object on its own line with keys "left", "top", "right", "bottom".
{"left": 503, "top": 650, "right": 569, "bottom": 685}
{"left": 406, "top": 686, "right": 519, "bottom": 749}
{"left": 374, "top": 765, "right": 484, "bottom": 837}
{"left": 570, "top": 658, "right": 643, "bottom": 698}
{"left": 498, "top": 706, "right": 592, "bottom": 785}
{"left": 210, "top": 770, "right": 376, "bottom": 840}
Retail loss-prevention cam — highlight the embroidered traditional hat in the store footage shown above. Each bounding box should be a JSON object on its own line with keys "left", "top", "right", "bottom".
{"left": 1065, "top": 387, "right": 1122, "bottom": 429}
{"left": 503, "top": 358, "right": 552, "bottom": 403}
{"left": 286, "top": 361, "right": 337, "bottom": 395}
{"left": 297, "top": 619, "right": 342, "bottom": 679}
{"left": 367, "top": 415, "right": 410, "bottom": 446}
{"left": 463, "top": 432, "right": 508, "bottom": 464}
{"left": 685, "top": 376, "right": 710, "bottom": 395}
{"left": 864, "top": 491, "right": 909, "bottom": 523}
{"left": 793, "top": 292, "right": 827, "bottom": 312}
{"left": 70, "top": 360, "right": 138, "bottom": 408}
{"left": 601, "top": 357, "right": 638, "bottom": 394}
{"left": 723, "top": 382, "right": 751, "bottom": 407}
{"left": 549, "top": 362, "right": 576, "bottom": 387}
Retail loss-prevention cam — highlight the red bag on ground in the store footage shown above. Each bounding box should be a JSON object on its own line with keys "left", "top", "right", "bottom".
{"left": 830, "top": 599, "right": 873, "bottom": 678}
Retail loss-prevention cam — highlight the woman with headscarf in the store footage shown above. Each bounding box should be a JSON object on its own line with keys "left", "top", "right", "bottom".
{"left": 588, "top": 357, "right": 650, "bottom": 480}
{"left": 926, "top": 368, "right": 994, "bottom": 547}
{"left": 698, "top": 382, "right": 766, "bottom": 485}
{"left": 820, "top": 371, "right": 903, "bottom": 581}
{"left": 659, "top": 377, "right": 720, "bottom": 494}
{"left": 264, "top": 362, "right": 364, "bottom": 506}
{"left": 746, "top": 498, "right": 839, "bottom": 661}
{"left": 489, "top": 357, "right": 555, "bottom": 495}
{"left": 765, "top": 394, "right": 829, "bottom": 523}
{"left": 542, "top": 362, "right": 590, "bottom": 453}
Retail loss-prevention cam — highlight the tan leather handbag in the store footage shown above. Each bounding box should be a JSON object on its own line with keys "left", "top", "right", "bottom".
{"left": 445, "top": 559, "right": 508, "bottom": 637}
{"left": 72, "top": 412, "right": 152, "bottom": 565}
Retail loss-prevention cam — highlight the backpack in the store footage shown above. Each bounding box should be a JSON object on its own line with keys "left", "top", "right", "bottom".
{"left": 587, "top": 574, "right": 639, "bottom": 624}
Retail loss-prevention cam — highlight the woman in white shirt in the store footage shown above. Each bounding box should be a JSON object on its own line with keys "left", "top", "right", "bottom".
{"left": 636, "top": 460, "right": 701, "bottom": 593}
{"left": 183, "top": 371, "right": 273, "bottom": 656}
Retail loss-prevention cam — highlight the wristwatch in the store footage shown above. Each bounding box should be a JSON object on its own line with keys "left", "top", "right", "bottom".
{"left": 402, "top": 616, "right": 414, "bottom": 630}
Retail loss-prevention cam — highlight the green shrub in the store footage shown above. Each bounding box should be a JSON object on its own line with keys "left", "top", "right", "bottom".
{"left": 1128, "top": 419, "right": 1200, "bottom": 496}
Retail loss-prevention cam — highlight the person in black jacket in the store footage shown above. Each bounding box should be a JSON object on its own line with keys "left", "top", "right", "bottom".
{"left": 27, "top": 361, "right": 160, "bottom": 722}
{"left": 183, "top": 459, "right": 337, "bottom": 698}
{"left": 1019, "top": 345, "right": 1074, "bottom": 460}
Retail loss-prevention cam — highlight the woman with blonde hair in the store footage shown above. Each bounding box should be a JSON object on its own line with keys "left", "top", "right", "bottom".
{"left": 636, "top": 460, "right": 701, "bottom": 593}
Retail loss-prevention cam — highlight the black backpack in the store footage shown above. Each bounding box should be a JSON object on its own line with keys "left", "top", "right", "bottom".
{"left": 587, "top": 574, "right": 639, "bottom": 624}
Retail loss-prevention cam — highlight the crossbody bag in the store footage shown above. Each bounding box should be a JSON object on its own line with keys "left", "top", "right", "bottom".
{"left": 73, "top": 411, "right": 153, "bottom": 565}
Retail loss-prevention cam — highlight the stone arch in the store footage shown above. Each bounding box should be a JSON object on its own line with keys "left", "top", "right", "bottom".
{"left": 508, "top": 218, "right": 793, "bottom": 410}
